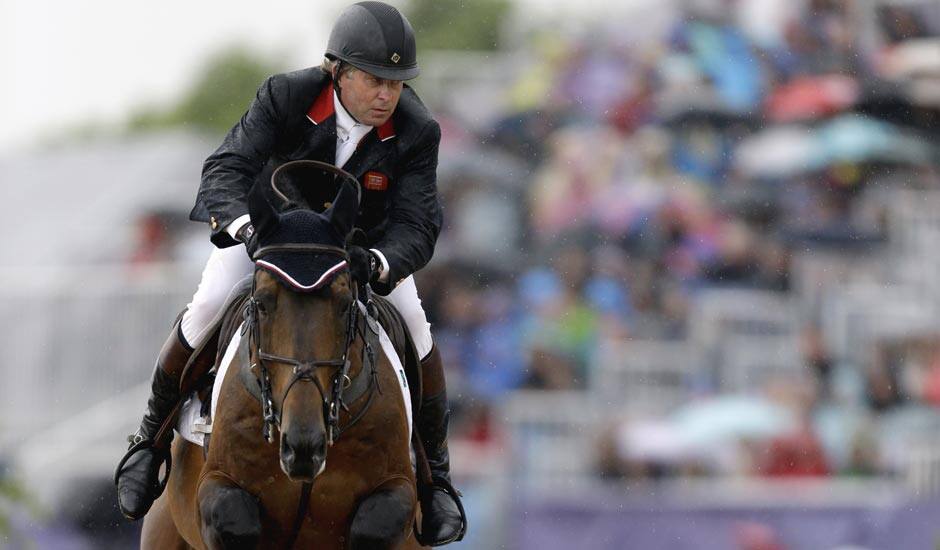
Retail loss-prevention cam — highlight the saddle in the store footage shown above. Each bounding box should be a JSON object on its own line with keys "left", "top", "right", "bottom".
{"left": 175, "top": 276, "right": 253, "bottom": 407}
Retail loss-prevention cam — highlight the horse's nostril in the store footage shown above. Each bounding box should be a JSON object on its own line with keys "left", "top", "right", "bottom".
{"left": 279, "top": 431, "right": 328, "bottom": 480}
{"left": 312, "top": 435, "right": 326, "bottom": 457}
{"left": 281, "top": 433, "right": 326, "bottom": 462}
{"left": 280, "top": 437, "right": 296, "bottom": 463}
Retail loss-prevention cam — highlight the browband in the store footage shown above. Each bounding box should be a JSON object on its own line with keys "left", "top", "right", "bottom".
{"left": 252, "top": 243, "right": 350, "bottom": 262}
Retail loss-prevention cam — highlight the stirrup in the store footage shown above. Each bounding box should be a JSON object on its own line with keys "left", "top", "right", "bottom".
{"left": 113, "top": 437, "right": 172, "bottom": 499}
{"left": 416, "top": 476, "right": 468, "bottom": 546}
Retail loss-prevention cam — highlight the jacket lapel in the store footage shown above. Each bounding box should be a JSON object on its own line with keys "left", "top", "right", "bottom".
{"left": 299, "top": 117, "right": 337, "bottom": 164}
{"left": 296, "top": 83, "right": 338, "bottom": 163}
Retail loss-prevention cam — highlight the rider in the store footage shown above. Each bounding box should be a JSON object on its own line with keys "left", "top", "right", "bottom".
{"left": 115, "top": 1, "right": 465, "bottom": 544}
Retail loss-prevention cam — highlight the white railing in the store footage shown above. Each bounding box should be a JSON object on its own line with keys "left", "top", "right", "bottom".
{"left": 0, "top": 262, "right": 202, "bottom": 448}
{"left": 499, "top": 391, "right": 606, "bottom": 485}
{"left": 687, "top": 289, "right": 801, "bottom": 389}
{"left": 905, "top": 437, "right": 940, "bottom": 495}
{"left": 716, "top": 333, "right": 802, "bottom": 392}
{"left": 591, "top": 339, "right": 699, "bottom": 414}
{"left": 819, "top": 282, "right": 940, "bottom": 364}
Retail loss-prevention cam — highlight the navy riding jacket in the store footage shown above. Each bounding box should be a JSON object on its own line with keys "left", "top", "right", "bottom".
{"left": 189, "top": 67, "right": 443, "bottom": 294}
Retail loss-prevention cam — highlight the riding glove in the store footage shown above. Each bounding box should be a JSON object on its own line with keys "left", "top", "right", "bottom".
{"left": 348, "top": 246, "right": 382, "bottom": 285}
{"left": 235, "top": 223, "right": 259, "bottom": 259}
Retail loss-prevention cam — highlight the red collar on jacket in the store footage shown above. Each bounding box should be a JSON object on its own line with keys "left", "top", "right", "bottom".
{"left": 306, "top": 82, "right": 396, "bottom": 142}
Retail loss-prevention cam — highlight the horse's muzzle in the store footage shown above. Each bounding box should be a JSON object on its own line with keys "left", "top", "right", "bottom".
{"left": 279, "top": 431, "right": 327, "bottom": 481}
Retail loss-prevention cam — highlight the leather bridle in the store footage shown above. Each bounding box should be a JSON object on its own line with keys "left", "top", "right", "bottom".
{"left": 245, "top": 243, "right": 368, "bottom": 446}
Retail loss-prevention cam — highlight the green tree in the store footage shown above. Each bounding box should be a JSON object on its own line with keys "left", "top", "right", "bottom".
{"left": 405, "top": 0, "right": 511, "bottom": 52}
{"left": 128, "top": 47, "right": 283, "bottom": 136}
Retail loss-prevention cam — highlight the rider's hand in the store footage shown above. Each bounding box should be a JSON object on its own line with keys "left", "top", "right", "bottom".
{"left": 348, "top": 246, "right": 372, "bottom": 284}
{"left": 348, "top": 246, "right": 380, "bottom": 285}
{"left": 235, "top": 223, "right": 258, "bottom": 258}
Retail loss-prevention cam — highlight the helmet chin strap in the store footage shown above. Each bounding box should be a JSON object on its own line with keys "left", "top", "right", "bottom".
{"left": 332, "top": 62, "right": 365, "bottom": 126}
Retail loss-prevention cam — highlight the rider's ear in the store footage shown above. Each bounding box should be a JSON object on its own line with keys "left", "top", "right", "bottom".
{"left": 327, "top": 179, "right": 360, "bottom": 239}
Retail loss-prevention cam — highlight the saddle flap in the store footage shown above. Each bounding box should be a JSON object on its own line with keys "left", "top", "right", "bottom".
{"left": 178, "top": 276, "right": 253, "bottom": 398}
{"left": 370, "top": 295, "right": 423, "bottom": 420}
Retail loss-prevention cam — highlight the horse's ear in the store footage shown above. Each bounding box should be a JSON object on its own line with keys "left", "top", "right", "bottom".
{"left": 248, "top": 180, "right": 279, "bottom": 237}
{"left": 326, "top": 178, "right": 360, "bottom": 239}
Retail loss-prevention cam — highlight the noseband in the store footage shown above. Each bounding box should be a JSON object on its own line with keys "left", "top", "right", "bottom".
{"left": 245, "top": 243, "right": 368, "bottom": 446}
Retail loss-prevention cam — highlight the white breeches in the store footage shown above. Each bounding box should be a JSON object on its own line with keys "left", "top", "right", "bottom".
{"left": 180, "top": 245, "right": 434, "bottom": 359}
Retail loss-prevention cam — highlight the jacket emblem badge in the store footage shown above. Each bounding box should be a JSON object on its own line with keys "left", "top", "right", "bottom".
{"left": 364, "top": 171, "right": 389, "bottom": 191}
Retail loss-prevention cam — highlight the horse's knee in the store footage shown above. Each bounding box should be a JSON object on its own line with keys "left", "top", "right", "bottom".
{"left": 199, "top": 482, "right": 261, "bottom": 550}
{"left": 349, "top": 481, "right": 415, "bottom": 550}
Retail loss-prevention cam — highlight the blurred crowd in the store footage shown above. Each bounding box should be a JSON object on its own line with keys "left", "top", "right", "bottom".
{"left": 412, "top": 0, "right": 940, "bottom": 481}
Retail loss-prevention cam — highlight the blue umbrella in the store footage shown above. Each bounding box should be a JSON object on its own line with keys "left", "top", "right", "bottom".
{"left": 815, "top": 114, "right": 933, "bottom": 166}
{"left": 734, "top": 115, "right": 934, "bottom": 179}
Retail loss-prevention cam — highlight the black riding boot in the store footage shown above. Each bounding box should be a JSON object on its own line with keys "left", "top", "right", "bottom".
{"left": 416, "top": 345, "right": 467, "bottom": 546}
{"left": 115, "top": 321, "right": 193, "bottom": 520}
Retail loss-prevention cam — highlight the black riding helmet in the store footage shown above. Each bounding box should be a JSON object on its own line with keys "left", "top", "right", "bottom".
{"left": 325, "top": 1, "right": 419, "bottom": 81}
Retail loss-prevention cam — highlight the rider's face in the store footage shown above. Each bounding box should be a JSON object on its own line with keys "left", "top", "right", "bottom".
{"left": 336, "top": 68, "right": 403, "bottom": 127}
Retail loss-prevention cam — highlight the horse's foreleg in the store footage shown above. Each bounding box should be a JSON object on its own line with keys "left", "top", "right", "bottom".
{"left": 141, "top": 492, "right": 191, "bottom": 550}
{"left": 197, "top": 473, "right": 262, "bottom": 550}
{"left": 349, "top": 476, "right": 418, "bottom": 550}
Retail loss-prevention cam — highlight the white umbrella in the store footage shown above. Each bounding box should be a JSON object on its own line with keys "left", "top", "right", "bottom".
{"left": 671, "top": 395, "right": 797, "bottom": 447}
{"left": 734, "top": 125, "right": 819, "bottom": 178}
{"left": 615, "top": 420, "right": 690, "bottom": 464}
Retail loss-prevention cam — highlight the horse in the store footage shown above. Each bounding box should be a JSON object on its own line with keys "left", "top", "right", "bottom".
{"left": 141, "top": 162, "right": 426, "bottom": 549}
